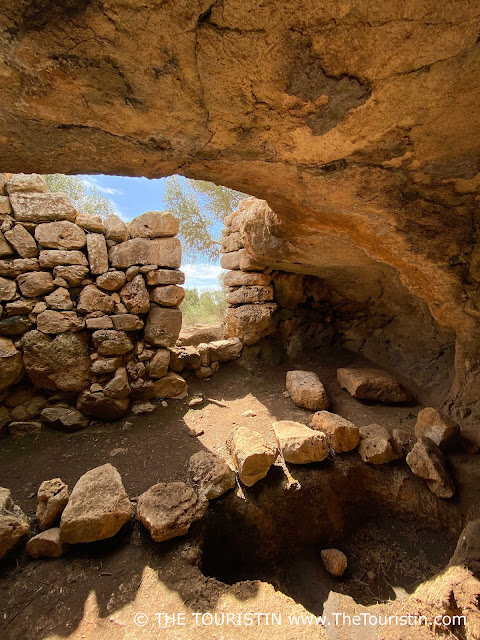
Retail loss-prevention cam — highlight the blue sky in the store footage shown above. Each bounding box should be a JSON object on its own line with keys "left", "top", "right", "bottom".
{"left": 80, "top": 174, "right": 223, "bottom": 290}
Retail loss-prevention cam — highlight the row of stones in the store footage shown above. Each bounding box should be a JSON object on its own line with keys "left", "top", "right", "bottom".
{"left": 0, "top": 173, "right": 191, "bottom": 428}
{"left": 220, "top": 207, "right": 277, "bottom": 345}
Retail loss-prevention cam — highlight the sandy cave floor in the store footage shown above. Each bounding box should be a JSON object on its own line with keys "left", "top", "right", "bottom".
{"left": 1, "top": 347, "right": 480, "bottom": 640}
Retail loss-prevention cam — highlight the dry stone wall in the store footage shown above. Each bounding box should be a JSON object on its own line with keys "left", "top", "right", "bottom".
{"left": 0, "top": 173, "right": 242, "bottom": 436}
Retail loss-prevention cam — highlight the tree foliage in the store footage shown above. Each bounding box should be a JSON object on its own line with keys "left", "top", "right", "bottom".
{"left": 181, "top": 287, "right": 227, "bottom": 326}
{"left": 164, "top": 176, "right": 246, "bottom": 261}
{"left": 43, "top": 175, "right": 116, "bottom": 218}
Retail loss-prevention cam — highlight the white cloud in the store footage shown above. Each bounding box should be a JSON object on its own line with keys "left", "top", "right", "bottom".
{"left": 183, "top": 263, "right": 223, "bottom": 290}
{"left": 82, "top": 177, "right": 124, "bottom": 196}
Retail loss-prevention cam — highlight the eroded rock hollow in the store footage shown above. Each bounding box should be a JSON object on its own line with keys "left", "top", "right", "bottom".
{"left": 0, "top": 2, "right": 479, "bottom": 443}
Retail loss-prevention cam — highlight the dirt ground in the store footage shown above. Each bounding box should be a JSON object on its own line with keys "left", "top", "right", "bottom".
{"left": 0, "top": 347, "right": 479, "bottom": 640}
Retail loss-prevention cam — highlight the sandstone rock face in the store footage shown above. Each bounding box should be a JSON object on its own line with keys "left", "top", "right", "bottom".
{"left": 144, "top": 305, "right": 182, "bottom": 347}
{"left": 286, "top": 370, "right": 329, "bottom": 411}
{"left": 150, "top": 284, "right": 185, "bottom": 307}
{"left": 414, "top": 407, "right": 460, "bottom": 450}
{"left": 22, "top": 330, "right": 90, "bottom": 392}
{"left": 273, "top": 273, "right": 306, "bottom": 308}
{"left": 321, "top": 549, "right": 348, "bottom": 577}
{"left": 4, "top": 224, "right": 38, "bottom": 258}
{"left": 26, "top": 528, "right": 68, "bottom": 559}
{"left": 188, "top": 451, "right": 236, "bottom": 499}
{"left": 128, "top": 211, "right": 179, "bottom": 238}
{"left": 35, "top": 221, "right": 86, "bottom": 249}
{"left": 2, "top": 0, "right": 480, "bottom": 439}
{"left": 406, "top": 437, "right": 455, "bottom": 499}
{"left": 75, "top": 213, "right": 105, "bottom": 234}
{"left": 36, "top": 478, "right": 69, "bottom": 530}
{"left": 0, "top": 487, "right": 30, "bottom": 559}
{"left": 10, "top": 193, "right": 77, "bottom": 223}
{"left": 226, "top": 426, "right": 277, "bottom": 486}
{"left": 41, "top": 406, "right": 89, "bottom": 432}
{"left": 337, "top": 367, "right": 412, "bottom": 403}
{"left": 109, "top": 238, "right": 181, "bottom": 269}
{"left": 273, "top": 420, "right": 329, "bottom": 464}
{"left": 60, "top": 464, "right": 131, "bottom": 543}
{"left": 136, "top": 482, "right": 207, "bottom": 542}
{"left": 225, "top": 303, "right": 277, "bottom": 345}
{"left": 311, "top": 411, "right": 360, "bottom": 453}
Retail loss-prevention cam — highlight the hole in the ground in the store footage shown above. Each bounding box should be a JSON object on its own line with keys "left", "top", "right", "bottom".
{"left": 200, "top": 463, "right": 458, "bottom": 614}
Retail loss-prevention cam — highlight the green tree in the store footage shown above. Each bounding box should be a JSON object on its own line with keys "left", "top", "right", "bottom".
{"left": 181, "top": 287, "right": 227, "bottom": 326}
{"left": 43, "top": 174, "right": 116, "bottom": 218}
{"left": 164, "top": 176, "right": 246, "bottom": 261}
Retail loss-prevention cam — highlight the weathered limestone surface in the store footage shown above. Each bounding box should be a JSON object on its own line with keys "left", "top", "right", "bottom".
{"left": 188, "top": 451, "right": 236, "bottom": 499}
{"left": 311, "top": 411, "right": 360, "bottom": 453}
{"left": 273, "top": 420, "right": 329, "bottom": 464}
{"left": 226, "top": 426, "right": 277, "bottom": 486}
{"left": 286, "top": 370, "right": 329, "bottom": 411}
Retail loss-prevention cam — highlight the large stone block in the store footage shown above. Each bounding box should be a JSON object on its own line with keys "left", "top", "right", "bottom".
{"left": 337, "top": 367, "right": 412, "bottom": 403}
{"left": 77, "top": 390, "right": 130, "bottom": 420}
{"left": 225, "top": 303, "right": 277, "bottom": 345}
{"left": 226, "top": 284, "right": 274, "bottom": 305}
{"left": 17, "top": 271, "right": 55, "bottom": 297}
{"left": 311, "top": 411, "right": 360, "bottom": 453}
{"left": 145, "top": 269, "right": 185, "bottom": 286}
{"left": 86, "top": 233, "right": 109, "bottom": 274}
{"left": 77, "top": 284, "right": 115, "bottom": 314}
{"left": 0, "top": 258, "right": 39, "bottom": 277}
{"left": 150, "top": 284, "right": 185, "bottom": 307}
{"left": 39, "top": 250, "right": 88, "bottom": 268}
{"left": 104, "top": 214, "right": 129, "bottom": 243}
{"left": 406, "top": 437, "right": 455, "bottom": 498}
{"left": 35, "top": 221, "right": 86, "bottom": 249}
{"left": 273, "top": 272, "right": 306, "bottom": 308}
{"left": 0, "top": 276, "right": 17, "bottom": 301}
{"left": 109, "top": 237, "right": 181, "bottom": 268}
{"left": 60, "top": 464, "right": 131, "bottom": 543}
{"left": 10, "top": 193, "right": 77, "bottom": 222}
{"left": 120, "top": 274, "right": 150, "bottom": 314}
{"left": 22, "top": 330, "right": 90, "bottom": 392}
{"left": 286, "top": 370, "right": 329, "bottom": 411}
{"left": 136, "top": 482, "right": 207, "bottom": 542}
{"left": 4, "top": 224, "right": 38, "bottom": 258}
{"left": 144, "top": 305, "right": 182, "bottom": 347}
{"left": 414, "top": 407, "right": 460, "bottom": 450}
{"left": 226, "top": 426, "right": 277, "bottom": 486}
{"left": 36, "top": 478, "right": 69, "bottom": 530}
{"left": 188, "top": 451, "right": 236, "bottom": 499}
{"left": 273, "top": 420, "right": 329, "bottom": 464}
{"left": 128, "top": 211, "right": 179, "bottom": 238}
{"left": 224, "top": 270, "right": 271, "bottom": 287}
{"left": 37, "top": 310, "right": 85, "bottom": 334}
{"left": 209, "top": 337, "right": 243, "bottom": 361}
{"left": 6, "top": 174, "right": 47, "bottom": 194}
{"left": 147, "top": 372, "right": 187, "bottom": 398}
{"left": 92, "top": 329, "right": 133, "bottom": 355}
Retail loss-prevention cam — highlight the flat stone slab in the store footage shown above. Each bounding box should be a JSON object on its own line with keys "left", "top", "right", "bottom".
{"left": 286, "top": 370, "right": 329, "bottom": 411}
{"left": 337, "top": 367, "right": 412, "bottom": 403}
{"left": 60, "top": 464, "right": 131, "bottom": 543}
{"left": 273, "top": 420, "right": 328, "bottom": 464}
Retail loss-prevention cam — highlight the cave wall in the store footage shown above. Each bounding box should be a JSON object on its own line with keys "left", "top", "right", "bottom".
{"left": 223, "top": 199, "right": 456, "bottom": 410}
{"left": 0, "top": 1, "right": 479, "bottom": 443}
